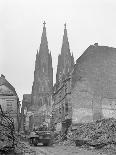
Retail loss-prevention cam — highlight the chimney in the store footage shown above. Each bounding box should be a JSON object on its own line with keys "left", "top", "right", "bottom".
{"left": 1, "top": 74, "right": 5, "bottom": 78}
{"left": 94, "top": 43, "right": 98, "bottom": 46}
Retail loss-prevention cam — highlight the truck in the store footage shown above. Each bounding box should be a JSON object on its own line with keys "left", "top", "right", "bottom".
{"left": 29, "top": 125, "right": 53, "bottom": 146}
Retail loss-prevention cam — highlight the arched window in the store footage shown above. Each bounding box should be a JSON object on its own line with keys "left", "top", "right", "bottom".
{"left": 65, "top": 102, "right": 68, "bottom": 113}
{"left": 39, "top": 98, "right": 42, "bottom": 106}
{"left": 42, "top": 63, "right": 46, "bottom": 73}
{"left": 62, "top": 105, "right": 64, "bottom": 114}
{"left": 59, "top": 106, "right": 62, "bottom": 114}
{"left": 44, "top": 97, "right": 48, "bottom": 105}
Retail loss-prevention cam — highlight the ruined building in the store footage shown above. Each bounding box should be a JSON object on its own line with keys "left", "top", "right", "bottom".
{"left": 71, "top": 44, "right": 116, "bottom": 124}
{"left": 0, "top": 74, "right": 20, "bottom": 131}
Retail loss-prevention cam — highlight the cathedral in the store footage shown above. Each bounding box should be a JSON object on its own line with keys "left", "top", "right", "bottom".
{"left": 21, "top": 22, "right": 74, "bottom": 132}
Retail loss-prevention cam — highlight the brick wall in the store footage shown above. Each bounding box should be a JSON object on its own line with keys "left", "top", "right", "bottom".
{"left": 71, "top": 78, "right": 93, "bottom": 123}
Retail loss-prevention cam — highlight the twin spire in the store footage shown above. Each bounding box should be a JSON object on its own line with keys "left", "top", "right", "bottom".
{"left": 36, "top": 21, "right": 74, "bottom": 83}
{"left": 39, "top": 21, "right": 68, "bottom": 56}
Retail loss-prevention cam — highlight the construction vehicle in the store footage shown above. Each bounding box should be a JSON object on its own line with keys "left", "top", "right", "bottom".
{"left": 29, "top": 124, "right": 53, "bottom": 146}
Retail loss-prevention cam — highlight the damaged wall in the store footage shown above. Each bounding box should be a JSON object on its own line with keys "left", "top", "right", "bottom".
{"left": 71, "top": 44, "right": 116, "bottom": 123}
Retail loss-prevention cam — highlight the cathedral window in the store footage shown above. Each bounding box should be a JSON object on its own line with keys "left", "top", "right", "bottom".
{"left": 42, "top": 63, "right": 46, "bottom": 73}
{"left": 62, "top": 105, "right": 64, "bottom": 114}
{"left": 39, "top": 98, "right": 42, "bottom": 106}
{"left": 59, "top": 106, "right": 62, "bottom": 114}
{"left": 65, "top": 102, "right": 68, "bottom": 113}
{"left": 44, "top": 97, "right": 48, "bottom": 105}
{"left": 68, "top": 67, "right": 69, "bottom": 73}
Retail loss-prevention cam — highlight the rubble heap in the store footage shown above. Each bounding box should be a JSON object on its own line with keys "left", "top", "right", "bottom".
{"left": 0, "top": 105, "right": 36, "bottom": 155}
{"left": 70, "top": 118, "right": 116, "bottom": 148}
{"left": 0, "top": 105, "right": 16, "bottom": 154}
{"left": 15, "top": 141, "right": 36, "bottom": 155}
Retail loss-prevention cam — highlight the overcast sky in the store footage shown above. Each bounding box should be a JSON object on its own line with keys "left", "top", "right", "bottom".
{"left": 0, "top": 0, "right": 116, "bottom": 101}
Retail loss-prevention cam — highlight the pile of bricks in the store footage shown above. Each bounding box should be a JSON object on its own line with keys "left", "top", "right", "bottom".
{"left": 69, "top": 118, "right": 116, "bottom": 149}
{"left": 0, "top": 107, "right": 16, "bottom": 153}
{"left": 15, "top": 141, "right": 36, "bottom": 155}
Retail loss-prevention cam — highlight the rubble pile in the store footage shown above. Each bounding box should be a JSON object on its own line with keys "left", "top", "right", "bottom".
{"left": 53, "top": 130, "right": 75, "bottom": 146}
{"left": 0, "top": 107, "right": 16, "bottom": 154}
{"left": 70, "top": 118, "right": 116, "bottom": 149}
{"left": 53, "top": 132, "right": 62, "bottom": 144}
{"left": 0, "top": 105, "right": 36, "bottom": 154}
{"left": 15, "top": 141, "right": 36, "bottom": 155}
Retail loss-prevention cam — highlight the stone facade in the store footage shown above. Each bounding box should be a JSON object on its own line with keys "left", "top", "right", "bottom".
{"left": 71, "top": 44, "right": 116, "bottom": 123}
{"left": 0, "top": 74, "right": 20, "bottom": 131}
{"left": 71, "top": 78, "right": 93, "bottom": 124}
{"left": 52, "top": 24, "right": 74, "bottom": 135}
{"left": 52, "top": 75, "right": 72, "bottom": 134}
{"left": 20, "top": 94, "right": 31, "bottom": 132}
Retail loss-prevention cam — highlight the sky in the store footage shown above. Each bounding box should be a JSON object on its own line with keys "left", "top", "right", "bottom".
{"left": 0, "top": 0, "right": 116, "bottom": 101}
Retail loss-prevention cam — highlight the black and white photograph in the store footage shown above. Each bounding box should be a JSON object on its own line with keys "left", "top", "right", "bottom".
{"left": 0, "top": 0, "right": 116, "bottom": 154}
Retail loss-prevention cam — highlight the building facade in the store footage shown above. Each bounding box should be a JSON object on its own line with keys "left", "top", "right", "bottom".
{"left": 52, "top": 24, "right": 74, "bottom": 135}
{"left": 71, "top": 44, "right": 116, "bottom": 124}
{"left": 20, "top": 94, "right": 31, "bottom": 132}
{"left": 0, "top": 74, "right": 20, "bottom": 131}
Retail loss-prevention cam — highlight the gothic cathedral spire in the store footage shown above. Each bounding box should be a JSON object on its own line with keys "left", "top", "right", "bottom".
{"left": 56, "top": 23, "right": 74, "bottom": 83}
{"left": 32, "top": 22, "right": 53, "bottom": 106}
{"left": 39, "top": 21, "right": 49, "bottom": 65}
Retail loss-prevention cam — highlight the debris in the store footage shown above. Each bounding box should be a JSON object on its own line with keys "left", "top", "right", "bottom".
{"left": 69, "top": 118, "right": 116, "bottom": 152}
{"left": 0, "top": 105, "right": 16, "bottom": 154}
{"left": 0, "top": 105, "right": 36, "bottom": 155}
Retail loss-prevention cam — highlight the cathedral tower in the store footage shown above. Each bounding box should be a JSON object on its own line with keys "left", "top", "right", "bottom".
{"left": 32, "top": 22, "right": 53, "bottom": 106}
{"left": 56, "top": 23, "right": 74, "bottom": 83}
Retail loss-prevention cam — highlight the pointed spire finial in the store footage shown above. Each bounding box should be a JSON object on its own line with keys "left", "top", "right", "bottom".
{"left": 43, "top": 21, "right": 46, "bottom": 27}
{"left": 64, "top": 23, "right": 66, "bottom": 29}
